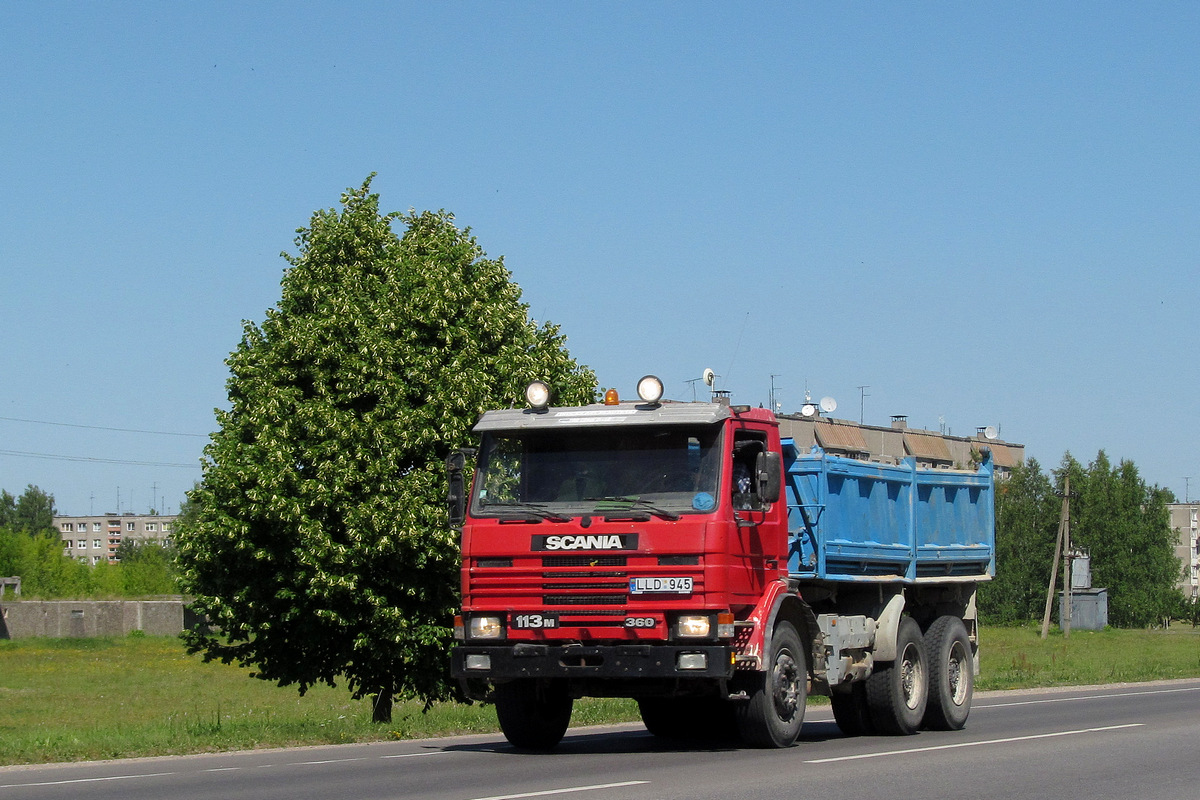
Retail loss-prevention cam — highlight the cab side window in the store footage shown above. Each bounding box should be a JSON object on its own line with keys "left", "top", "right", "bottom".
{"left": 731, "top": 433, "right": 767, "bottom": 510}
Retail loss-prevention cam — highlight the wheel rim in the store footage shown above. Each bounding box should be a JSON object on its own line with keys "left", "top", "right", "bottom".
{"left": 947, "top": 639, "right": 969, "bottom": 704}
{"left": 771, "top": 649, "right": 802, "bottom": 720}
{"left": 899, "top": 642, "right": 925, "bottom": 711}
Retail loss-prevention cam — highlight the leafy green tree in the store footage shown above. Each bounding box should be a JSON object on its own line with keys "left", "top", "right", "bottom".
{"left": 979, "top": 459, "right": 1061, "bottom": 623}
{"left": 0, "top": 490, "right": 15, "bottom": 529}
{"left": 114, "top": 539, "right": 178, "bottom": 596}
{"left": 14, "top": 485, "right": 55, "bottom": 533}
{"left": 176, "top": 178, "right": 595, "bottom": 721}
{"left": 18, "top": 530, "right": 91, "bottom": 597}
{"left": 1062, "top": 452, "right": 1183, "bottom": 627}
{"left": 0, "top": 525, "right": 23, "bottom": 579}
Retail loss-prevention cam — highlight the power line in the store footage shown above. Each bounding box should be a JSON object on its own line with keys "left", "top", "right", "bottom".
{"left": 0, "top": 449, "right": 200, "bottom": 469}
{"left": 0, "top": 415, "right": 208, "bottom": 438}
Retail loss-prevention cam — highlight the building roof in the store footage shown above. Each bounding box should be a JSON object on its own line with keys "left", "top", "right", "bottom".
{"left": 813, "top": 420, "right": 869, "bottom": 454}
{"left": 903, "top": 431, "right": 954, "bottom": 462}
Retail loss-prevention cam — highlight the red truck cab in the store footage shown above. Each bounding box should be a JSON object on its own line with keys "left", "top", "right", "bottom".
{"left": 450, "top": 377, "right": 804, "bottom": 749}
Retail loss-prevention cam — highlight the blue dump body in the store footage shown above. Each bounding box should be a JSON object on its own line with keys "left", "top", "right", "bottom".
{"left": 783, "top": 440, "right": 995, "bottom": 583}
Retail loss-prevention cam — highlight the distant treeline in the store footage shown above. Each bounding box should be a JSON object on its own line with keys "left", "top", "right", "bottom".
{"left": 1, "top": 486, "right": 178, "bottom": 599}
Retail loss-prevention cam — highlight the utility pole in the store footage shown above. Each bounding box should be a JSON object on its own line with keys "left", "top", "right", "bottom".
{"left": 857, "top": 385, "right": 870, "bottom": 424}
{"left": 1041, "top": 476, "right": 1074, "bottom": 639}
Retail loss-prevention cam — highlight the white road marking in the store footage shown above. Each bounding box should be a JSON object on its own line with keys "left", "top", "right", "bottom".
{"left": 469, "top": 780, "right": 651, "bottom": 800}
{"left": 0, "top": 771, "right": 175, "bottom": 789}
{"left": 979, "top": 685, "right": 1200, "bottom": 709}
{"left": 805, "top": 723, "right": 1144, "bottom": 763}
{"left": 381, "top": 751, "right": 453, "bottom": 759}
{"left": 291, "top": 757, "right": 369, "bottom": 766}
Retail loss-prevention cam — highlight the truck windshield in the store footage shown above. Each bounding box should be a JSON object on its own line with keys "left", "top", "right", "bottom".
{"left": 472, "top": 425, "right": 723, "bottom": 517}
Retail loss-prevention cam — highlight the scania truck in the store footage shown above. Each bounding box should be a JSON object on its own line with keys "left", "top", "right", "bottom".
{"left": 449, "top": 375, "right": 995, "bottom": 749}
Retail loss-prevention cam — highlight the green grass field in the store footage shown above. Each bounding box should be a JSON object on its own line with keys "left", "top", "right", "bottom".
{"left": 2, "top": 624, "right": 1198, "bottom": 766}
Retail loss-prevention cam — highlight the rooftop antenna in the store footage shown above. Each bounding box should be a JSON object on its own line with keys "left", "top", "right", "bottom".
{"left": 685, "top": 377, "right": 702, "bottom": 401}
{"left": 1186, "top": 477, "right": 1192, "bottom": 503}
{"left": 857, "top": 385, "right": 870, "bottom": 424}
{"left": 800, "top": 389, "right": 816, "bottom": 418}
{"left": 769, "top": 374, "right": 782, "bottom": 413}
{"left": 702, "top": 368, "right": 716, "bottom": 401}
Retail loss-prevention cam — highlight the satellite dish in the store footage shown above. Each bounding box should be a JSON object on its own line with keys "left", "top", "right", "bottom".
{"left": 801, "top": 404, "right": 816, "bottom": 417}
{"left": 819, "top": 396, "right": 838, "bottom": 414}
{"left": 702, "top": 368, "right": 715, "bottom": 387}
{"left": 983, "top": 425, "right": 999, "bottom": 440}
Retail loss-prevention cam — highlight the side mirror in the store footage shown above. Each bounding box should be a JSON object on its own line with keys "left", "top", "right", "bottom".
{"left": 446, "top": 449, "right": 471, "bottom": 527}
{"left": 755, "top": 451, "right": 782, "bottom": 504}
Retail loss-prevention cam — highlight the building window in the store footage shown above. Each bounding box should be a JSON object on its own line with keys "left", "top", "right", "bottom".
{"left": 94, "top": 539, "right": 102, "bottom": 549}
{"left": 146, "top": 523, "right": 157, "bottom": 532}
{"left": 126, "top": 522, "right": 135, "bottom": 531}
{"left": 162, "top": 522, "right": 171, "bottom": 531}
{"left": 93, "top": 522, "right": 102, "bottom": 531}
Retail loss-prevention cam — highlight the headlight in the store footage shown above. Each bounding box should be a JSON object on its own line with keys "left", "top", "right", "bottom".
{"left": 637, "top": 374, "right": 664, "bottom": 404}
{"left": 676, "top": 614, "right": 712, "bottom": 638}
{"left": 525, "top": 381, "right": 551, "bottom": 410}
{"left": 469, "top": 615, "right": 504, "bottom": 640}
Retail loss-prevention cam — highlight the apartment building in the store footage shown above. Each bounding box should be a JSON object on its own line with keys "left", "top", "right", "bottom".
{"left": 56, "top": 514, "right": 177, "bottom": 565}
{"left": 1168, "top": 503, "right": 1200, "bottom": 601}
{"left": 776, "top": 414, "right": 1025, "bottom": 477}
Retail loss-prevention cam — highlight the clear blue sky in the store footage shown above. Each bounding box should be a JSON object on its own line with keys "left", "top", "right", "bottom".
{"left": 2, "top": 3, "right": 1197, "bottom": 515}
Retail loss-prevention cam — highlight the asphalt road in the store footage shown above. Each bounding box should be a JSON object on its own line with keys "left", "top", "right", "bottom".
{"left": 3, "top": 680, "right": 1199, "bottom": 800}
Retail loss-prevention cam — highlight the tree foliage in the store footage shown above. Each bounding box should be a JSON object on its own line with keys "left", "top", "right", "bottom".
{"left": 980, "top": 452, "right": 1184, "bottom": 627}
{"left": 978, "top": 459, "right": 1060, "bottom": 623}
{"left": 1061, "top": 452, "right": 1182, "bottom": 627}
{"left": 175, "top": 177, "right": 595, "bottom": 720}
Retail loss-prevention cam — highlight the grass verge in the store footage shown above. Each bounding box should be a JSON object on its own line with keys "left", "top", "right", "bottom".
{"left": 2, "top": 624, "right": 1198, "bottom": 765}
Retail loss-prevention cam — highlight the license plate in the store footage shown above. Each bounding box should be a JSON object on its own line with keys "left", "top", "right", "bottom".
{"left": 511, "top": 613, "right": 559, "bottom": 629}
{"left": 629, "top": 576, "right": 694, "bottom": 594}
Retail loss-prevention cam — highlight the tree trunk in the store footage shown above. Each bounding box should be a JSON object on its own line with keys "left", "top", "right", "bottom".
{"left": 372, "top": 691, "right": 393, "bottom": 723}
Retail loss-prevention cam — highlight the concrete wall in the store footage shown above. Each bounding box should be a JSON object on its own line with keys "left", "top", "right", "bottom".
{"left": 0, "top": 599, "right": 203, "bottom": 639}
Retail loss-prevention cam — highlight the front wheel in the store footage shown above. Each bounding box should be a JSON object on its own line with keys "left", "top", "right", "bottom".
{"left": 865, "top": 616, "right": 927, "bottom": 735}
{"left": 922, "top": 616, "right": 974, "bottom": 730}
{"left": 735, "top": 621, "right": 807, "bottom": 748}
{"left": 493, "top": 679, "right": 573, "bottom": 750}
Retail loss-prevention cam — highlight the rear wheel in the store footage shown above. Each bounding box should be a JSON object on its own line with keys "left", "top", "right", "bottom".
{"left": 865, "top": 616, "right": 927, "bottom": 735}
{"left": 493, "top": 679, "right": 573, "bottom": 750}
{"left": 922, "top": 616, "right": 974, "bottom": 730}
{"left": 734, "top": 621, "right": 806, "bottom": 747}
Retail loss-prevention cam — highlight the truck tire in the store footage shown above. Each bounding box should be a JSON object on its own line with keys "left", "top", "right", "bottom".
{"left": 830, "top": 682, "right": 874, "bottom": 737}
{"left": 922, "top": 616, "right": 973, "bottom": 730}
{"left": 865, "top": 616, "right": 927, "bottom": 735}
{"left": 734, "top": 621, "right": 806, "bottom": 748}
{"left": 493, "top": 679, "right": 573, "bottom": 750}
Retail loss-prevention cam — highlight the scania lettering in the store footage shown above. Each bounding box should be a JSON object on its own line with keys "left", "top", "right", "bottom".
{"left": 449, "top": 375, "right": 998, "bottom": 750}
{"left": 538, "top": 534, "right": 630, "bottom": 551}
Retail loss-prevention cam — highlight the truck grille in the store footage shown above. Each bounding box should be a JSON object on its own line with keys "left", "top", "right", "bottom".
{"left": 544, "top": 594, "right": 627, "bottom": 606}
{"left": 542, "top": 556, "right": 627, "bottom": 567}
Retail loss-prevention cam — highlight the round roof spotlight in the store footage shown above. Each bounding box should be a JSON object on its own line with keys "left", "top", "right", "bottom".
{"left": 637, "top": 375, "right": 665, "bottom": 405}
{"left": 525, "top": 380, "right": 551, "bottom": 411}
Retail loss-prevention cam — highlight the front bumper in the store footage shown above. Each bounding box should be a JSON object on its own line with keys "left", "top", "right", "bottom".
{"left": 452, "top": 643, "right": 735, "bottom": 681}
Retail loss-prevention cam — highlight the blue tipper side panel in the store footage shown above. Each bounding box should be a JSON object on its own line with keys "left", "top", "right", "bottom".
{"left": 783, "top": 440, "right": 996, "bottom": 583}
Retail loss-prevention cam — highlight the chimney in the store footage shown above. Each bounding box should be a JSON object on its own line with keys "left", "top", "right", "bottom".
{"left": 891, "top": 415, "right": 908, "bottom": 430}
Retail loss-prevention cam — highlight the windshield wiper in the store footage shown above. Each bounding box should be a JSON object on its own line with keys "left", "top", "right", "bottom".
{"left": 480, "top": 501, "right": 570, "bottom": 523}
{"left": 584, "top": 496, "right": 682, "bottom": 521}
